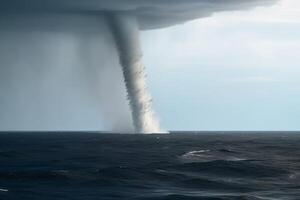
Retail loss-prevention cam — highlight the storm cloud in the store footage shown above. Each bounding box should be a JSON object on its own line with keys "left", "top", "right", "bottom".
{"left": 0, "top": 0, "right": 278, "bottom": 131}
{"left": 0, "top": 0, "right": 278, "bottom": 29}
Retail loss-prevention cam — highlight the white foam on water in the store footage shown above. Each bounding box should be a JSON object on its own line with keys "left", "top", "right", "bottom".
{"left": 180, "top": 149, "right": 248, "bottom": 163}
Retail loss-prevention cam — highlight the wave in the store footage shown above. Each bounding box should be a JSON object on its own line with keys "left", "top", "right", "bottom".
{"left": 180, "top": 149, "right": 247, "bottom": 163}
{"left": 139, "top": 194, "right": 280, "bottom": 200}
{"left": 0, "top": 133, "right": 299, "bottom": 200}
{"left": 172, "top": 160, "right": 289, "bottom": 178}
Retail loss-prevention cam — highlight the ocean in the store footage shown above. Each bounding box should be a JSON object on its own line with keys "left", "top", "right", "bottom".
{"left": 0, "top": 132, "right": 299, "bottom": 200}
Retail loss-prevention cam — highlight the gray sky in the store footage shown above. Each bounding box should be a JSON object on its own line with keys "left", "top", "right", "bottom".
{"left": 0, "top": 0, "right": 298, "bottom": 131}
{"left": 142, "top": 0, "right": 300, "bottom": 131}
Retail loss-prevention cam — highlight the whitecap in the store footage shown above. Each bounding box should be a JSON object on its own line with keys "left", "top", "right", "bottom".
{"left": 180, "top": 150, "right": 212, "bottom": 162}
{"left": 288, "top": 172, "right": 299, "bottom": 180}
{"left": 180, "top": 149, "right": 247, "bottom": 163}
{"left": 225, "top": 157, "right": 248, "bottom": 162}
{"left": 182, "top": 150, "right": 211, "bottom": 157}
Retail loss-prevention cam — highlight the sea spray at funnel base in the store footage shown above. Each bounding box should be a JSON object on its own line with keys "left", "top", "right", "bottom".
{"left": 108, "top": 14, "right": 166, "bottom": 133}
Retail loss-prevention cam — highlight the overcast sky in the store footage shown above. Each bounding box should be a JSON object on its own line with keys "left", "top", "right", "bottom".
{"left": 142, "top": 0, "right": 300, "bottom": 131}
{"left": 0, "top": 0, "right": 299, "bottom": 131}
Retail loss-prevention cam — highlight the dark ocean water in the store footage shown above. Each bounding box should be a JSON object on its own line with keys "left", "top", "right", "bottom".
{"left": 0, "top": 132, "right": 299, "bottom": 200}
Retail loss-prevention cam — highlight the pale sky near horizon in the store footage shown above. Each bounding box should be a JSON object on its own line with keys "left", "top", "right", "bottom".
{"left": 142, "top": 0, "right": 300, "bottom": 131}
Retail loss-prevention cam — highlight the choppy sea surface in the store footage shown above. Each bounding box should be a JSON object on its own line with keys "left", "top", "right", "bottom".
{"left": 0, "top": 132, "right": 300, "bottom": 200}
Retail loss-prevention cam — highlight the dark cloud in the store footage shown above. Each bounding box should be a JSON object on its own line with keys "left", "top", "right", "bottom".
{"left": 0, "top": 0, "right": 278, "bottom": 29}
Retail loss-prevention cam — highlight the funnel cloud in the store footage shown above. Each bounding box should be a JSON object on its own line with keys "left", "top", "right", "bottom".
{"left": 108, "top": 14, "right": 165, "bottom": 133}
